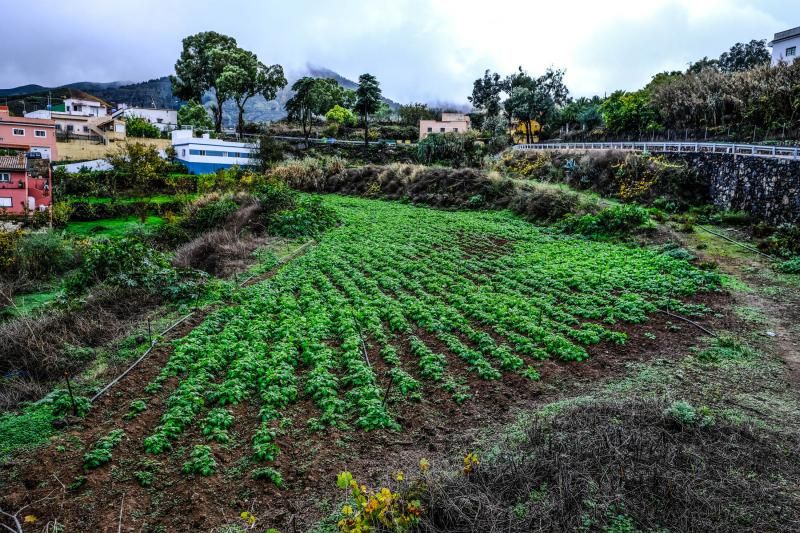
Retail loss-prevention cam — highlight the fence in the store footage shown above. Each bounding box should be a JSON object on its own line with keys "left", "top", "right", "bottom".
{"left": 513, "top": 141, "right": 800, "bottom": 160}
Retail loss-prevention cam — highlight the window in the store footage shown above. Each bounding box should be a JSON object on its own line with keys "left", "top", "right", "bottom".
{"left": 83, "top": 126, "right": 89, "bottom": 133}
{"left": 439, "top": 127, "right": 445, "bottom": 132}
{"left": 156, "top": 118, "right": 164, "bottom": 123}
{"left": 12, "top": 128, "right": 24, "bottom": 136}
{"left": 0, "top": 198, "right": 11, "bottom": 208}
{"left": 55, "top": 124, "right": 62, "bottom": 131}
{"left": 189, "top": 149, "right": 206, "bottom": 156}
{"left": 787, "top": 46, "right": 797, "bottom": 57}
{"left": 206, "top": 150, "right": 224, "bottom": 157}
{"left": 181, "top": 149, "right": 186, "bottom": 157}
{"left": 427, "top": 127, "right": 432, "bottom": 132}
{"left": 67, "top": 125, "right": 74, "bottom": 132}
{"left": 34, "top": 130, "right": 46, "bottom": 138}
{"left": 0, "top": 173, "right": 10, "bottom": 183}
{"left": 453, "top": 128, "right": 459, "bottom": 132}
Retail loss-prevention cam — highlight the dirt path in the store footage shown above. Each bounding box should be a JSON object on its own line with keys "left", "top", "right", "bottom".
{"left": 680, "top": 225, "right": 800, "bottom": 384}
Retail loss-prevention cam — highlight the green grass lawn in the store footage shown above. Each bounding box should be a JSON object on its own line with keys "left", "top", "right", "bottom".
{"left": 66, "top": 216, "right": 165, "bottom": 238}
{"left": 7, "top": 287, "right": 62, "bottom": 317}
{"left": 67, "top": 194, "right": 196, "bottom": 205}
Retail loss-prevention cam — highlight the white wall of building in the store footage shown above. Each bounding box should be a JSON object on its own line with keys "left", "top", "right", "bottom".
{"left": 115, "top": 107, "right": 178, "bottom": 132}
{"left": 63, "top": 98, "right": 108, "bottom": 117}
{"left": 770, "top": 27, "right": 800, "bottom": 65}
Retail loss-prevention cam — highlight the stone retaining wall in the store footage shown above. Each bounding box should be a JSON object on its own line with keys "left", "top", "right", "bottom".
{"left": 661, "top": 153, "right": 800, "bottom": 224}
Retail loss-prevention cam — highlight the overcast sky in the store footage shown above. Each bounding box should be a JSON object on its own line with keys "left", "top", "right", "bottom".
{"left": 1, "top": 0, "right": 791, "bottom": 104}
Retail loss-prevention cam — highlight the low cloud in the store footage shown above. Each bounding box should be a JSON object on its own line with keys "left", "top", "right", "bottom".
{"left": 0, "top": 0, "right": 787, "bottom": 104}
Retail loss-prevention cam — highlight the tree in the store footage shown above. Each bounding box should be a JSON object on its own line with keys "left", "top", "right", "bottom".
{"left": 106, "top": 142, "right": 168, "bottom": 204}
{"left": 177, "top": 100, "right": 213, "bottom": 130}
{"left": 171, "top": 31, "right": 239, "bottom": 133}
{"left": 249, "top": 134, "right": 285, "bottom": 173}
{"left": 398, "top": 103, "right": 437, "bottom": 126}
{"left": 687, "top": 56, "right": 719, "bottom": 74}
{"left": 503, "top": 67, "right": 569, "bottom": 142}
{"left": 285, "top": 77, "right": 343, "bottom": 141}
{"left": 125, "top": 116, "right": 161, "bottom": 139}
{"left": 469, "top": 70, "right": 504, "bottom": 117}
{"left": 600, "top": 90, "right": 661, "bottom": 135}
{"left": 355, "top": 74, "right": 382, "bottom": 146}
{"left": 216, "top": 48, "right": 286, "bottom": 135}
{"left": 718, "top": 39, "right": 770, "bottom": 72}
{"left": 325, "top": 105, "right": 355, "bottom": 134}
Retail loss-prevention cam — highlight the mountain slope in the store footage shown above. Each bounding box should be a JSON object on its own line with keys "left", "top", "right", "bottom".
{"left": 1, "top": 67, "right": 400, "bottom": 125}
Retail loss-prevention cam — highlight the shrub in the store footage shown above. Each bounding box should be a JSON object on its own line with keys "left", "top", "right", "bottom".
{"left": 172, "top": 230, "right": 256, "bottom": 277}
{"left": 125, "top": 116, "right": 161, "bottom": 139}
{"left": 15, "top": 231, "right": 78, "bottom": 281}
{"left": 265, "top": 196, "right": 339, "bottom": 238}
{"left": 255, "top": 180, "right": 298, "bottom": 216}
{"left": 564, "top": 204, "right": 650, "bottom": 238}
{"left": 0, "top": 230, "right": 22, "bottom": 273}
{"left": 181, "top": 195, "right": 239, "bottom": 234}
{"left": 776, "top": 256, "right": 800, "bottom": 274}
{"left": 66, "top": 236, "right": 197, "bottom": 299}
{"left": 416, "top": 131, "right": 484, "bottom": 167}
{"left": 759, "top": 224, "right": 800, "bottom": 258}
{"left": 51, "top": 202, "right": 74, "bottom": 227}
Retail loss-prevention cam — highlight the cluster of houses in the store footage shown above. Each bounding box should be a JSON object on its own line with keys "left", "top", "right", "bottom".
{"left": 0, "top": 97, "right": 178, "bottom": 216}
{"left": 25, "top": 97, "right": 178, "bottom": 144}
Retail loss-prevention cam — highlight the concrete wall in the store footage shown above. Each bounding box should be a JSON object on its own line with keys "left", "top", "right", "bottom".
{"left": 55, "top": 137, "right": 170, "bottom": 162}
{"left": 663, "top": 152, "right": 800, "bottom": 224}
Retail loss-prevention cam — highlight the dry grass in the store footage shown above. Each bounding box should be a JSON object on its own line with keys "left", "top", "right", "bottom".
{"left": 0, "top": 286, "right": 159, "bottom": 390}
{"left": 420, "top": 398, "right": 800, "bottom": 532}
{"left": 172, "top": 229, "right": 267, "bottom": 277}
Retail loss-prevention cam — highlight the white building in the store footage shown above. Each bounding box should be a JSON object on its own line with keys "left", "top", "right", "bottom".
{"left": 769, "top": 26, "right": 800, "bottom": 65}
{"left": 25, "top": 96, "right": 124, "bottom": 142}
{"left": 63, "top": 97, "right": 108, "bottom": 117}
{"left": 171, "top": 129, "right": 254, "bottom": 174}
{"left": 112, "top": 105, "right": 178, "bottom": 133}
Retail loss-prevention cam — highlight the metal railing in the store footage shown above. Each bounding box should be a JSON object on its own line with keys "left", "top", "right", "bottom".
{"left": 512, "top": 141, "right": 800, "bottom": 160}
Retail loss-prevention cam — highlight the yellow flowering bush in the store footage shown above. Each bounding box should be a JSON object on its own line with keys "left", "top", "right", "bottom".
{"left": 336, "top": 471, "right": 422, "bottom": 533}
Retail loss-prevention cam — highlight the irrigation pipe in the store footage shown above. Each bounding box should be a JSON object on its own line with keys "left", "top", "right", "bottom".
{"left": 90, "top": 312, "right": 194, "bottom": 403}
{"left": 695, "top": 224, "right": 775, "bottom": 260}
{"left": 658, "top": 309, "right": 717, "bottom": 338}
{"left": 89, "top": 240, "right": 318, "bottom": 403}
{"left": 239, "top": 239, "right": 317, "bottom": 287}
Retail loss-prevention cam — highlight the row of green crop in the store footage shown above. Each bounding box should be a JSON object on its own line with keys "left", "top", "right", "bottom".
{"left": 82, "top": 195, "right": 721, "bottom": 482}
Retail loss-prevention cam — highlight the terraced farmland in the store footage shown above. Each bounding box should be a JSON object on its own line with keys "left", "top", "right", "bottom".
{"left": 3, "top": 195, "right": 724, "bottom": 529}
{"left": 141, "top": 196, "right": 719, "bottom": 468}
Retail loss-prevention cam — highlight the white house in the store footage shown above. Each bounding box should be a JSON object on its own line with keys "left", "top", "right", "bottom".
{"left": 62, "top": 97, "right": 108, "bottom": 117}
{"left": 25, "top": 96, "right": 124, "bottom": 142}
{"left": 172, "top": 128, "right": 254, "bottom": 174}
{"left": 112, "top": 105, "right": 178, "bottom": 133}
{"left": 769, "top": 26, "right": 800, "bottom": 65}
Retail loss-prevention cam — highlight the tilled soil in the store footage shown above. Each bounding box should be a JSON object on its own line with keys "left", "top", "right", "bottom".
{"left": 0, "top": 286, "right": 731, "bottom": 532}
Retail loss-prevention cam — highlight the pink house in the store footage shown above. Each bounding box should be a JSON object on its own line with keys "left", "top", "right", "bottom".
{"left": 0, "top": 153, "right": 52, "bottom": 216}
{"left": 0, "top": 106, "right": 58, "bottom": 161}
{"left": 0, "top": 107, "right": 55, "bottom": 217}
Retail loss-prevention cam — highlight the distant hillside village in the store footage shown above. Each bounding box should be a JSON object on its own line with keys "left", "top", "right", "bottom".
{"left": 0, "top": 26, "right": 798, "bottom": 219}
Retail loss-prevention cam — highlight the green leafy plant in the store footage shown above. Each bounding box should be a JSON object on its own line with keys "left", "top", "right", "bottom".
{"left": 182, "top": 445, "right": 217, "bottom": 476}
{"left": 251, "top": 466, "right": 283, "bottom": 487}
{"left": 83, "top": 429, "right": 125, "bottom": 470}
